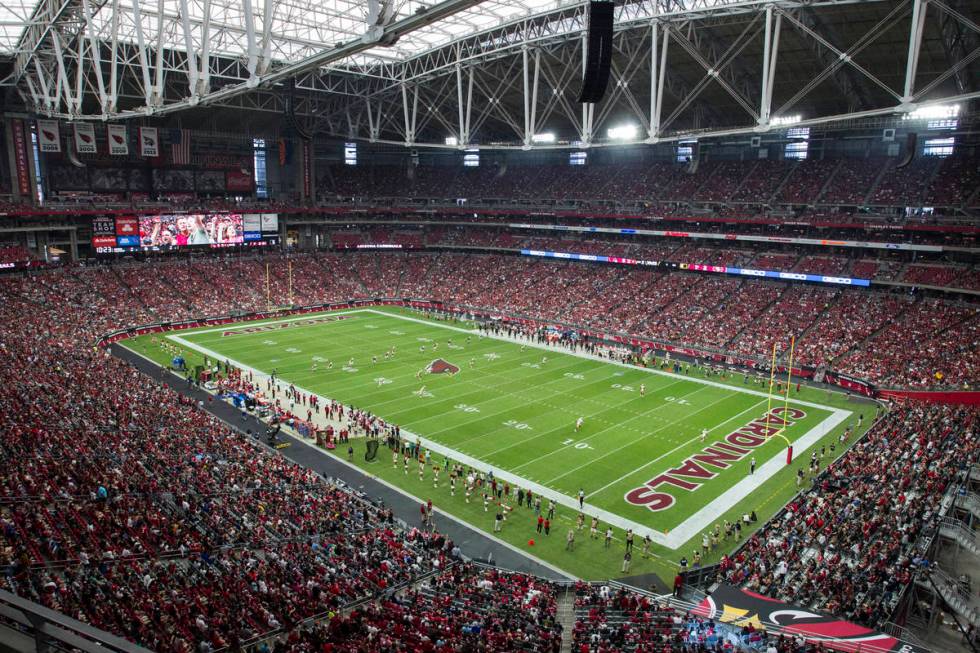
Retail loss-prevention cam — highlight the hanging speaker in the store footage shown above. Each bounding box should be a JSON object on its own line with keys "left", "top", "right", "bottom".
{"left": 895, "top": 132, "right": 917, "bottom": 169}
{"left": 577, "top": 1, "right": 615, "bottom": 104}
{"left": 283, "top": 78, "right": 312, "bottom": 141}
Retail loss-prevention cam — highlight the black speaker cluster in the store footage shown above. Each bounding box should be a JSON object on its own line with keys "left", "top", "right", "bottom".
{"left": 578, "top": 1, "right": 615, "bottom": 104}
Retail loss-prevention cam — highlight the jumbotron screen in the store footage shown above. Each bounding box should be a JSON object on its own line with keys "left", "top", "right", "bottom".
{"left": 139, "top": 214, "right": 243, "bottom": 248}
{"left": 92, "top": 214, "right": 278, "bottom": 253}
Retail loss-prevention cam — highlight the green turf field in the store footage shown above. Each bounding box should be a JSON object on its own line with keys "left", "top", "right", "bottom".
{"left": 124, "top": 306, "right": 876, "bottom": 582}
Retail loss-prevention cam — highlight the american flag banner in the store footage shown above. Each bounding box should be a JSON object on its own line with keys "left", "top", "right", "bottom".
{"left": 170, "top": 128, "right": 191, "bottom": 165}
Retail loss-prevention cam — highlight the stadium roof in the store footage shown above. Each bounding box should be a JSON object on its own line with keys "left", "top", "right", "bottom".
{"left": 0, "top": 0, "right": 34, "bottom": 52}
{"left": 3, "top": 0, "right": 978, "bottom": 148}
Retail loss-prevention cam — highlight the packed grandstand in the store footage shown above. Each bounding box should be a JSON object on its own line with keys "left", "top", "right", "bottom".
{"left": 1, "top": 0, "right": 980, "bottom": 650}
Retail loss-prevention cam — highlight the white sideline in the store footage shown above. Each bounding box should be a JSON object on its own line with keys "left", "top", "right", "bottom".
{"left": 167, "top": 307, "right": 852, "bottom": 549}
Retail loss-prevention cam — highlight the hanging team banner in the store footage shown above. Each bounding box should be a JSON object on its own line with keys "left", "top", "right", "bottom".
{"left": 11, "top": 120, "right": 31, "bottom": 196}
{"left": 139, "top": 127, "right": 159, "bottom": 157}
{"left": 107, "top": 124, "right": 128, "bottom": 155}
{"left": 36, "top": 120, "right": 61, "bottom": 152}
{"left": 73, "top": 123, "right": 97, "bottom": 154}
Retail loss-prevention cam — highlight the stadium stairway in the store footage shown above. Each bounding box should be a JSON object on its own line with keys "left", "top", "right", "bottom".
{"left": 956, "top": 492, "right": 980, "bottom": 521}
{"left": 862, "top": 159, "right": 893, "bottom": 205}
{"left": 767, "top": 159, "right": 799, "bottom": 203}
{"left": 812, "top": 159, "right": 845, "bottom": 204}
{"left": 939, "top": 516, "right": 980, "bottom": 557}
{"left": 926, "top": 565, "right": 980, "bottom": 627}
{"left": 556, "top": 586, "right": 576, "bottom": 653}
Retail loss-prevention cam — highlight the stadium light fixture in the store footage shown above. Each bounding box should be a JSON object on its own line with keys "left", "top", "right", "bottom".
{"left": 771, "top": 114, "right": 801, "bottom": 126}
{"left": 531, "top": 132, "right": 556, "bottom": 143}
{"left": 903, "top": 103, "right": 960, "bottom": 120}
{"left": 607, "top": 124, "right": 638, "bottom": 140}
{"left": 445, "top": 136, "right": 459, "bottom": 146}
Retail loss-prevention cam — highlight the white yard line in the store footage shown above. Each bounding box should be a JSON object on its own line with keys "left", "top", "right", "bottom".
{"left": 509, "top": 382, "right": 715, "bottom": 474}
{"left": 480, "top": 377, "right": 691, "bottom": 460}
{"left": 542, "top": 392, "right": 762, "bottom": 485}
{"left": 359, "top": 309, "right": 838, "bottom": 411}
{"left": 584, "top": 399, "right": 768, "bottom": 498}
{"left": 167, "top": 308, "right": 852, "bottom": 550}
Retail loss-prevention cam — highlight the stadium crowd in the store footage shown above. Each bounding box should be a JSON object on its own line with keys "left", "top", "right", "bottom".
{"left": 317, "top": 155, "right": 979, "bottom": 210}
{"left": 0, "top": 246, "right": 976, "bottom": 652}
{"left": 1, "top": 247, "right": 977, "bottom": 389}
{"left": 720, "top": 402, "right": 978, "bottom": 627}
{"left": 0, "top": 285, "right": 453, "bottom": 651}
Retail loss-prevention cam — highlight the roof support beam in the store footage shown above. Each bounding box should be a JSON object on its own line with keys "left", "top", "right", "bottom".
{"left": 902, "top": 0, "right": 927, "bottom": 103}
{"left": 521, "top": 46, "right": 541, "bottom": 147}
{"left": 580, "top": 32, "right": 593, "bottom": 145}
{"left": 81, "top": 0, "right": 109, "bottom": 112}
{"left": 401, "top": 81, "right": 418, "bottom": 145}
{"left": 757, "top": 5, "right": 780, "bottom": 128}
{"left": 130, "top": 0, "right": 154, "bottom": 108}
{"left": 647, "top": 20, "right": 667, "bottom": 141}
{"left": 197, "top": 0, "right": 211, "bottom": 95}
{"left": 177, "top": 0, "right": 198, "bottom": 98}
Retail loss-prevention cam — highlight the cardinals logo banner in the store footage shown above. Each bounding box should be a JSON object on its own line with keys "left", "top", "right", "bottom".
{"left": 107, "top": 124, "right": 128, "bottom": 156}
{"left": 74, "top": 123, "right": 97, "bottom": 154}
{"left": 139, "top": 127, "right": 159, "bottom": 157}
{"left": 37, "top": 120, "right": 61, "bottom": 152}
{"left": 692, "top": 584, "right": 929, "bottom": 653}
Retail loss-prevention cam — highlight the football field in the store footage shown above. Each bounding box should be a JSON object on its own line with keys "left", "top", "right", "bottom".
{"left": 137, "top": 305, "right": 857, "bottom": 568}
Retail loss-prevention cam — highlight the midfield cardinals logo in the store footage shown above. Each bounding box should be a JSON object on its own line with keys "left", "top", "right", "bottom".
{"left": 426, "top": 359, "right": 459, "bottom": 375}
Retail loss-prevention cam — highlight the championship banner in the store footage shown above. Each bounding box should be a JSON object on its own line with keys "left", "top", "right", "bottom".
{"left": 37, "top": 120, "right": 61, "bottom": 152}
{"left": 693, "top": 584, "right": 928, "bottom": 653}
{"left": 11, "top": 120, "right": 31, "bottom": 195}
{"left": 74, "top": 123, "right": 97, "bottom": 154}
{"left": 107, "top": 124, "right": 128, "bottom": 155}
{"left": 139, "top": 127, "right": 159, "bottom": 157}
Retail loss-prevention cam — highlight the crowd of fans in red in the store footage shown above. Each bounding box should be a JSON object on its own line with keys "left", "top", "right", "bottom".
{"left": 720, "top": 402, "right": 977, "bottom": 628}
{"left": 318, "top": 155, "right": 980, "bottom": 210}
{"left": 252, "top": 565, "right": 562, "bottom": 652}
{"left": 2, "top": 246, "right": 976, "bottom": 390}
{"left": 0, "top": 279, "right": 459, "bottom": 651}
{"left": 0, "top": 247, "right": 976, "bottom": 651}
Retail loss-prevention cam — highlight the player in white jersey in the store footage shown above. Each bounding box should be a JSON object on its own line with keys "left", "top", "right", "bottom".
{"left": 701, "top": 428, "right": 708, "bottom": 443}
{"left": 640, "top": 383, "right": 646, "bottom": 396}
{"left": 575, "top": 416, "right": 584, "bottom": 432}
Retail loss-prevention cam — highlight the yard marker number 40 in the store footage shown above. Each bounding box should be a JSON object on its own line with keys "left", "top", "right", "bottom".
{"left": 562, "top": 439, "right": 594, "bottom": 450}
